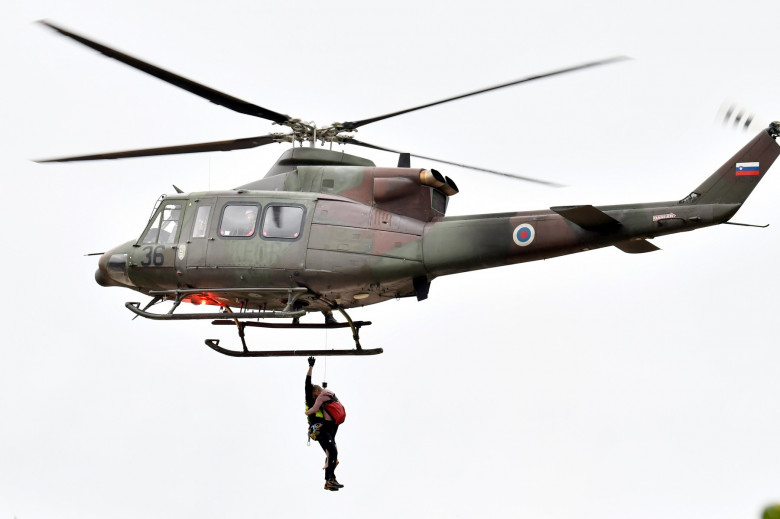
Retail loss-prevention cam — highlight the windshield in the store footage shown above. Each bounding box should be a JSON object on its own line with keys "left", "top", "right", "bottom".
{"left": 142, "top": 202, "right": 183, "bottom": 244}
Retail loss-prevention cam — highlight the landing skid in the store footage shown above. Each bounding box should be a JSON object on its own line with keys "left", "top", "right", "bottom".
{"left": 126, "top": 295, "right": 382, "bottom": 358}
{"left": 206, "top": 306, "right": 380, "bottom": 357}
{"left": 205, "top": 339, "right": 383, "bottom": 357}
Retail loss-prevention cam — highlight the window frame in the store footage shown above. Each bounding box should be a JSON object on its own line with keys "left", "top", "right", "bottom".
{"left": 217, "top": 202, "right": 261, "bottom": 239}
{"left": 191, "top": 205, "right": 212, "bottom": 239}
{"left": 260, "top": 203, "right": 306, "bottom": 241}
{"left": 139, "top": 201, "right": 184, "bottom": 245}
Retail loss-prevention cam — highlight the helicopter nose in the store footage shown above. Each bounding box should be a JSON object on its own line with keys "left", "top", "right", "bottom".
{"left": 96, "top": 252, "right": 135, "bottom": 287}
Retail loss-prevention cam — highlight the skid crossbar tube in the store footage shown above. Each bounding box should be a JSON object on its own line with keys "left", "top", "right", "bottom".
{"left": 207, "top": 304, "right": 378, "bottom": 357}
{"left": 205, "top": 339, "right": 383, "bottom": 357}
{"left": 126, "top": 302, "right": 305, "bottom": 320}
{"left": 210, "top": 319, "right": 372, "bottom": 329}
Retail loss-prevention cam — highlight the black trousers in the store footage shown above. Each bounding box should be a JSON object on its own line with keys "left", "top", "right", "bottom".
{"left": 317, "top": 421, "right": 339, "bottom": 480}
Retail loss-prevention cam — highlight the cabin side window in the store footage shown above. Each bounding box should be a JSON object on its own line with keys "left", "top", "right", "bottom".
{"left": 219, "top": 204, "right": 259, "bottom": 237}
{"left": 262, "top": 205, "right": 304, "bottom": 239}
{"left": 192, "top": 206, "right": 211, "bottom": 238}
{"left": 142, "top": 203, "right": 182, "bottom": 244}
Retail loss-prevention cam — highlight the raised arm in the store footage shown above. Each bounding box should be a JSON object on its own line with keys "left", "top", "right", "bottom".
{"left": 305, "top": 356, "right": 315, "bottom": 406}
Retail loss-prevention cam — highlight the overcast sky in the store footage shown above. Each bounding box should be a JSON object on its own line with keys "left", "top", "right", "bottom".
{"left": 2, "top": 1, "right": 780, "bottom": 518}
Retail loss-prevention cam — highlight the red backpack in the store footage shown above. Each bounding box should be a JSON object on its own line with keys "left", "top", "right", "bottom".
{"left": 324, "top": 396, "right": 346, "bottom": 425}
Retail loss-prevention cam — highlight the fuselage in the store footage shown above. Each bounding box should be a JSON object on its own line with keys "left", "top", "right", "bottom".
{"left": 96, "top": 132, "right": 780, "bottom": 316}
{"left": 95, "top": 189, "right": 736, "bottom": 314}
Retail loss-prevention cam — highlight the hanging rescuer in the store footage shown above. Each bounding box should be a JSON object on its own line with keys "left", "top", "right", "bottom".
{"left": 304, "top": 357, "right": 346, "bottom": 491}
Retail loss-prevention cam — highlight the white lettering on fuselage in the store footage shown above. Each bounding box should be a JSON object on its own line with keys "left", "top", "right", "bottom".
{"left": 652, "top": 213, "right": 677, "bottom": 222}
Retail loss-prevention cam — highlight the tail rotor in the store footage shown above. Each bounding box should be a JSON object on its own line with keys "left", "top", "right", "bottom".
{"left": 717, "top": 100, "right": 770, "bottom": 133}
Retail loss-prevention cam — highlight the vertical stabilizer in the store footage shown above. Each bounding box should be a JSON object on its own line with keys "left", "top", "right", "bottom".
{"left": 691, "top": 124, "right": 780, "bottom": 205}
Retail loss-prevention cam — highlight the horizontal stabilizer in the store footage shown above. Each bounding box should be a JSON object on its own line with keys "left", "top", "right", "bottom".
{"left": 551, "top": 205, "right": 621, "bottom": 230}
{"left": 614, "top": 239, "right": 660, "bottom": 254}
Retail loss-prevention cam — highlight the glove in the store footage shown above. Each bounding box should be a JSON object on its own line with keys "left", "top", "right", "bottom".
{"left": 308, "top": 356, "right": 316, "bottom": 366}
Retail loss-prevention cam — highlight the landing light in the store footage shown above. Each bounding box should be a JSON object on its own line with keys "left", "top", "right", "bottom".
{"left": 353, "top": 293, "right": 370, "bottom": 300}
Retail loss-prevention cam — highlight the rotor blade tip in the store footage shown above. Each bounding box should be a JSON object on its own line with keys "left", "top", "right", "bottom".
{"left": 37, "top": 19, "right": 60, "bottom": 30}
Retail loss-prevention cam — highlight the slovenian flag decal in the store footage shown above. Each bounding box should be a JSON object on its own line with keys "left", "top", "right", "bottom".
{"left": 736, "top": 162, "right": 760, "bottom": 176}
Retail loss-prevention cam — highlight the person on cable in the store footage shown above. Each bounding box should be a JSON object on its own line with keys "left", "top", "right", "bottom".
{"left": 305, "top": 356, "right": 343, "bottom": 491}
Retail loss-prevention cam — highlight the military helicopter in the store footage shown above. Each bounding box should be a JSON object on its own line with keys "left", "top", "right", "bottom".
{"left": 38, "top": 21, "right": 780, "bottom": 357}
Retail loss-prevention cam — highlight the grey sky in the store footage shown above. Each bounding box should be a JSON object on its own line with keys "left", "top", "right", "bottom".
{"left": 2, "top": 1, "right": 780, "bottom": 518}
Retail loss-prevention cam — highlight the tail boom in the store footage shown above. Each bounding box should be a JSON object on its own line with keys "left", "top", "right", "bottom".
{"left": 421, "top": 125, "right": 780, "bottom": 278}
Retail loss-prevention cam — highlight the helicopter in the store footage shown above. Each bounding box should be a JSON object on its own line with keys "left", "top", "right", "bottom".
{"left": 38, "top": 21, "right": 780, "bottom": 358}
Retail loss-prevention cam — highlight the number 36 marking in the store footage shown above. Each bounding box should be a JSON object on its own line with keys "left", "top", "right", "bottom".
{"left": 141, "top": 245, "right": 165, "bottom": 266}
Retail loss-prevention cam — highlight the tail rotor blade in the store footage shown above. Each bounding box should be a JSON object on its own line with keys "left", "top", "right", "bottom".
{"left": 717, "top": 100, "right": 769, "bottom": 133}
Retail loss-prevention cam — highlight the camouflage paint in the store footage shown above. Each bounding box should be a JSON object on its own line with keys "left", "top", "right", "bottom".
{"left": 97, "top": 129, "right": 780, "bottom": 315}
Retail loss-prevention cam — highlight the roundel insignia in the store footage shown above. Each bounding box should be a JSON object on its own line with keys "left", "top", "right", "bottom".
{"left": 512, "top": 223, "right": 535, "bottom": 246}
{"left": 177, "top": 243, "right": 187, "bottom": 261}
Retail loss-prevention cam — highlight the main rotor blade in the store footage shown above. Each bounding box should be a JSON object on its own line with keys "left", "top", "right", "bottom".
{"left": 36, "top": 135, "right": 282, "bottom": 162}
{"left": 342, "top": 138, "right": 563, "bottom": 187}
{"left": 38, "top": 20, "right": 291, "bottom": 124}
{"left": 340, "top": 56, "right": 628, "bottom": 131}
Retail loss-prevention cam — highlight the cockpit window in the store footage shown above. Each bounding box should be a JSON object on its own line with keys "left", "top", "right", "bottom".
{"left": 142, "top": 203, "right": 182, "bottom": 244}
{"left": 219, "top": 204, "right": 259, "bottom": 237}
{"left": 262, "top": 205, "right": 304, "bottom": 239}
